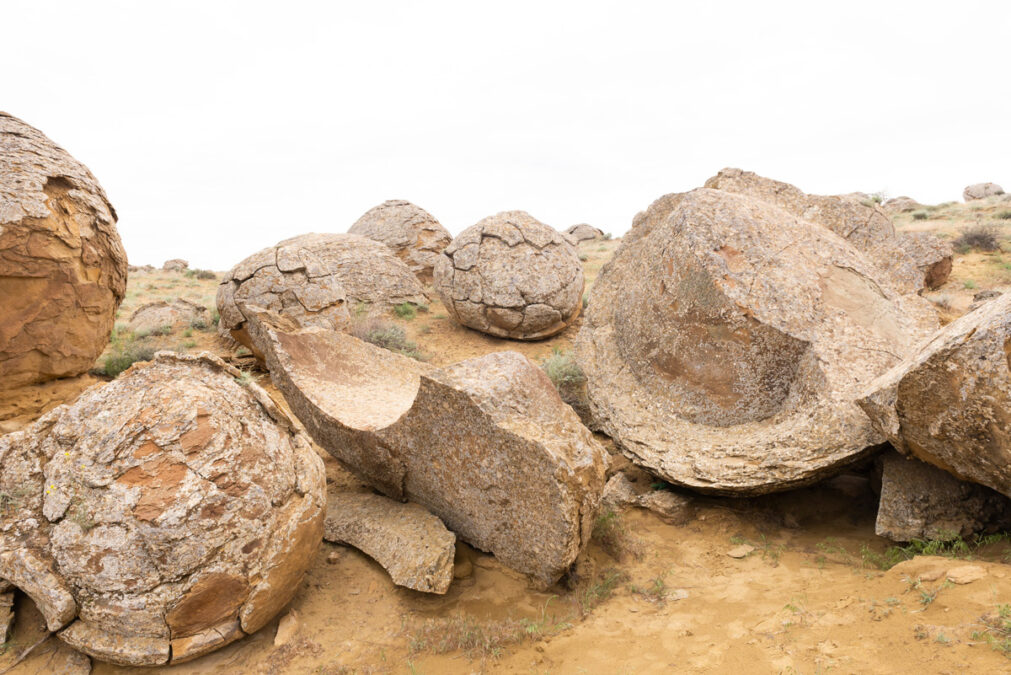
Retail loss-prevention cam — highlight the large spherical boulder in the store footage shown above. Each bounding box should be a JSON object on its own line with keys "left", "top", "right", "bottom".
{"left": 0, "top": 112, "right": 127, "bottom": 388}
{"left": 0, "top": 352, "right": 325, "bottom": 666}
{"left": 963, "top": 182, "right": 1005, "bottom": 201}
{"left": 577, "top": 188, "right": 938, "bottom": 495}
{"left": 349, "top": 200, "right": 452, "bottom": 283}
{"left": 434, "top": 211, "right": 584, "bottom": 340}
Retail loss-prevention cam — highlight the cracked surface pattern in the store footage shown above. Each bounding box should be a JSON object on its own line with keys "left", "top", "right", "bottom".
{"left": 0, "top": 112, "right": 127, "bottom": 388}
{"left": 349, "top": 200, "right": 451, "bottom": 283}
{"left": 245, "top": 309, "right": 607, "bottom": 587}
{"left": 434, "top": 211, "right": 584, "bottom": 340}
{"left": 0, "top": 352, "right": 325, "bottom": 666}
{"left": 577, "top": 188, "right": 938, "bottom": 495}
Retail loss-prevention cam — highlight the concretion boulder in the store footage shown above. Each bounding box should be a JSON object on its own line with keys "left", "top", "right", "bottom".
{"left": 348, "top": 200, "right": 452, "bottom": 283}
{"left": 882, "top": 196, "right": 922, "bottom": 213}
{"left": 245, "top": 308, "right": 607, "bottom": 587}
{"left": 323, "top": 491, "right": 455, "bottom": 594}
{"left": 566, "top": 223, "right": 605, "bottom": 242}
{"left": 896, "top": 232, "right": 953, "bottom": 290}
{"left": 128, "top": 299, "right": 210, "bottom": 335}
{"left": 0, "top": 112, "right": 127, "bottom": 388}
{"left": 217, "top": 235, "right": 353, "bottom": 351}
{"left": 162, "top": 259, "right": 188, "bottom": 272}
{"left": 963, "top": 183, "right": 1005, "bottom": 201}
{"left": 434, "top": 211, "right": 584, "bottom": 340}
{"left": 859, "top": 292, "right": 1011, "bottom": 498}
{"left": 875, "top": 450, "right": 1011, "bottom": 542}
{"left": 704, "top": 168, "right": 933, "bottom": 294}
{"left": 577, "top": 188, "right": 937, "bottom": 495}
{"left": 0, "top": 352, "right": 325, "bottom": 666}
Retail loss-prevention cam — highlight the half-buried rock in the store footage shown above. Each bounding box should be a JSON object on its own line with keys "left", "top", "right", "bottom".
{"left": 434, "top": 211, "right": 584, "bottom": 340}
{"left": 0, "top": 112, "right": 128, "bottom": 388}
{"left": 324, "top": 491, "right": 455, "bottom": 594}
{"left": 245, "top": 308, "right": 607, "bottom": 587}
{"left": 577, "top": 188, "right": 937, "bottom": 495}
{"left": 859, "top": 291, "right": 1011, "bottom": 498}
{"left": 128, "top": 298, "right": 210, "bottom": 336}
{"left": 0, "top": 352, "right": 325, "bottom": 666}
{"left": 875, "top": 450, "right": 1011, "bottom": 542}
{"left": 349, "top": 200, "right": 452, "bottom": 284}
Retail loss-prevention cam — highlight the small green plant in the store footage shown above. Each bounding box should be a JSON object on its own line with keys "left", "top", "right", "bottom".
{"left": 68, "top": 497, "right": 96, "bottom": 532}
{"left": 394, "top": 302, "right": 418, "bottom": 320}
{"left": 541, "top": 348, "right": 585, "bottom": 389}
{"left": 211, "top": 309, "right": 221, "bottom": 326}
{"left": 234, "top": 370, "right": 256, "bottom": 387}
{"left": 629, "top": 573, "right": 669, "bottom": 604}
{"left": 912, "top": 211, "right": 929, "bottom": 221}
{"left": 973, "top": 603, "right": 1011, "bottom": 657}
{"left": 997, "top": 210, "right": 1011, "bottom": 220}
{"left": 582, "top": 293, "right": 589, "bottom": 309}
{"left": 579, "top": 253, "right": 589, "bottom": 262}
{"left": 351, "top": 317, "right": 425, "bottom": 360}
{"left": 964, "top": 279, "right": 979, "bottom": 290}
{"left": 579, "top": 568, "right": 628, "bottom": 616}
{"left": 592, "top": 509, "right": 643, "bottom": 561}
{"left": 182, "top": 328, "right": 194, "bottom": 338}
{"left": 190, "top": 316, "right": 210, "bottom": 331}
{"left": 99, "top": 330, "right": 157, "bottom": 377}
{"left": 603, "top": 232, "right": 613, "bottom": 240}
{"left": 179, "top": 340, "right": 197, "bottom": 350}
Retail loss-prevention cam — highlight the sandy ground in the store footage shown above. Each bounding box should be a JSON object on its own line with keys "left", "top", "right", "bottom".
{"left": 4, "top": 208, "right": 1011, "bottom": 674}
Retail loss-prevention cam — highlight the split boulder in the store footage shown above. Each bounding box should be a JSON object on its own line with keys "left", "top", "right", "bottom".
{"left": 0, "top": 112, "right": 127, "bottom": 388}
{"left": 0, "top": 352, "right": 325, "bottom": 666}
{"left": 434, "top": 211, "right": 584, "bottom": 340}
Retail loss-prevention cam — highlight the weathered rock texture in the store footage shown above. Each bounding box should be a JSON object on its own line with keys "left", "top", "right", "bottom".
{"left": 705, "top": 168, "right": 936, "bottom": 294}
{"left": 0, "top": 112, "right": 127, "bottom": 388}
{"left": 896, "top": 232, "right": 953, "bottom": 290}
{"left": 348, "top": 200, "right": 452, "bottom": 284}
{"left": 0, "top": 584, "right": 12, "bottom": 642}
{"left": 859, "top": 292, "right": 1011, "bottom": 498}
{"left": 577, "top": 187, "right": 937, "bottom": 495}
{"left": 0, "top": 352, "right": 325, "bottom": 666}
{"left": 162, "top": 259, "right": 188, "bottom": 272}
{"left": 245, "top": 309, "right": 607, "bottom": 586}
{"left": 324, "top": 492, "right": 455, "bottom": 594}
{"left": 601, "top": 473, "right": 692, "bottom": 525}
{"left": 566, "top": 224, "right": 605, "bottom": 242}
{"left": 434, "top": 211, "right": 584, "bottom": 340}
{"left": 882, "top": 196, "right": 922, "bottom": 213}
{"left": 217, "top": 235, "right": 354, "bottom": 352}
{"left": 963, "top": 183, "right": 1005, "bottom": 201}
{"left": 128, "top": 299, "right": 210, "bottom": 336}
{"left": 875, "top": 450, "right": 1011, "bottom": 542}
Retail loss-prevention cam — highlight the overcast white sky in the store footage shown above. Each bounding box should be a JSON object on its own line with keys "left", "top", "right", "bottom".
{"left": 4, "top": 1, "right": 1009, "bottom": 269}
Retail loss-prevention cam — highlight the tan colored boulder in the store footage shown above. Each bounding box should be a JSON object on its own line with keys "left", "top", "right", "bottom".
{"left": 245, "top": 309, "right": 607, "bottom": 586}
{"left": 882, "top": 196, "right": 921, "bottom": 213}
{"left": 0, "top": 352, "right": 325, "bottom": 666}
{"left": 875, "top": 450, "right": 1011, "bottom": 542}
{"left": 349, "top": 200, "right": 452, "bottom": 283}
{"left": 324, "top": 491, "right": 456, "bottom": 594}
{"left": 705, "top": 168, "right": 933, "bottom": 294}
{"left": 128, "top": 299, "right": 210, "bottom": 335}
{"left": 859, "top": 292, "right": 1011, "bottom": 498}
{"left": 162, "top": 258, "right": 188, "bottom": 272}
{"left": 216, "top": 234, "right": 354, "bottom": 352}
{"left": 566, "top": 223, "right": 605, "bottom": 242}
{"left": 0, "top": 112, "right": 127, "bottom": 388}
{"left": 896, "top": 232, "right": 953, "bottom": 290}
{"left": 577, "top": 188, "right": 937, "bottom": 495}
{"left": 434, "top": 211, "right": 584, "bottom": 340}
{"left": 963, "top": 182, "right": 1004, "bottom": 201}
{"left": 0, "top": 586, "right": 12, "bottom": 642}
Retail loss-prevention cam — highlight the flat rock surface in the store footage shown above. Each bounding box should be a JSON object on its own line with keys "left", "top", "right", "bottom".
{"left": 246, "top": 308, "right": 607, "bottom": 587}
{"left": 577, "top": 187, "right": 937, "bottom": 494}
{"left": 434, "top": 211, "right": 584, "bottom": 340}
{"left": 324, "top": 491, "right": 455, "bottom": 594}
{"left": 860, "top": 291, "right": 1011, "bottom": 498}
{"left": 0, "top": 112, "right": 127, "bottom": 388}
{"left": 0, "top": 352, "right": 325, "bottom": 666}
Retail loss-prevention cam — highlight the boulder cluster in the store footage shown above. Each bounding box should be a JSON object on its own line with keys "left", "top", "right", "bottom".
{"left": 4, "top": 110, "right": 1010, "bottom": 669}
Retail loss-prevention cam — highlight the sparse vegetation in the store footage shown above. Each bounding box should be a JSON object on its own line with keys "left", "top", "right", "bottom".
{"left": 953, "top": 224, "right": 1000, "bottom": 252}
{"left": 997, "top": 210, "right": 1011, "bottom": 221}
{"left": 629, "top": 573, "right": 670, "bottom": 604}
{"left": 973, "top": 603, "right": 1011, "bottom": 657}
{"left": 190, "top": 316, "right": 210, "bottom": 331}
{"left": 964, "top": 279, "right": 978, "bottom": 290}
{"left": 592, "top": 509, "right": 643, "bottom": 561}
{"left": 0, "top": 486, "right": 31, "bottom": 515}
{"left": 579, "top": 568, "right": 629, "bottom": 616}
{"left": 234, "top": 370, "right": 256, "bottom": 387}
{"left": 541, "top": 348, "right": 585, "bottom": 389}
{"left": 393, "top": 302, "right": 418, "bottom": 320}
{"left": 97, "top": 329, "right": 157, "bottom": 377}
{"left": 351, "top": 316, "right": 425, "bottom": 360}
{"left": 912, "top": 210, "right": 929, "bottom": 221}
{"left": 185, "top": 268, "right": 217, "bottom": 280}
{"left": 579, "top": 253, "right": 589, "bottom": 261}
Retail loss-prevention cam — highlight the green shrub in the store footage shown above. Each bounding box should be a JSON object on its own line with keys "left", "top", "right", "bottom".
{"left": 99, "top": 333, "right": 157, "bottom": 377}
{"left": 541, "top": 348, "right": 585, "bottom": 388}
{"left": 351, "top": 317, "right": 425, "bottom": 360}
{"left": 393, "top": 302, "right": 417, "bottom": 320}
{"left": 954, "top": 224, "right": 1000, "bottom": 252}
{"left": 997, "top": 210, "right": 1011, "bottom": 220}
{"left": 912, "top": 211, "right": 929, "bottom": 221}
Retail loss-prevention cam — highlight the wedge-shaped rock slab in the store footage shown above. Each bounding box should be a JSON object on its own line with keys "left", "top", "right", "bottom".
{"left": 577, "top": 188, "right": 937, "bottom": 495}
{"left": 324, "top": 492, "right": 455, "bottom": 594}
{"left": 246, "top": 309, "right": 607, "bottom": 587}
{"left": 859, "top": 292, "right": 1011, "bottom": 498}
{"left": 875, "top": 450, "right": 1011, "bottom": 542}
{"left": 0, "top": 352, "right": 325, "bottom": 666}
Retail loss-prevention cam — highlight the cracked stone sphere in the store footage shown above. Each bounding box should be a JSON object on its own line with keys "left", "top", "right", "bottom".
{"left": 0, "top": 352, "right": 326, "bottom": 667}
{"left": 348, "top": 199, "right": 452, "bottom": 284}
{"left": 433, "top": 211, "right": 584, "bottom": 340}
{"left": 0, "top": 112, "right": 127, "bottom": 388}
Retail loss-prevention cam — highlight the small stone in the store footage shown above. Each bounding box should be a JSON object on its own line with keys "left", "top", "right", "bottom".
{"left": 727, "top": 545, "right": 755, "bottom": 559}
{"left": 947, "top": 565, "right": 986, "bottom": 585}
{"left": 274, "top": 610, "right": 299, "bottom": 647}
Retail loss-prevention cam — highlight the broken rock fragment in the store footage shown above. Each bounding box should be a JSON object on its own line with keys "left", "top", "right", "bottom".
{"left": 324, "top": 491, "right": 455, "bottom": 594}
{"left": 246, "top": 308, "right": 608, "bottom": 587}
